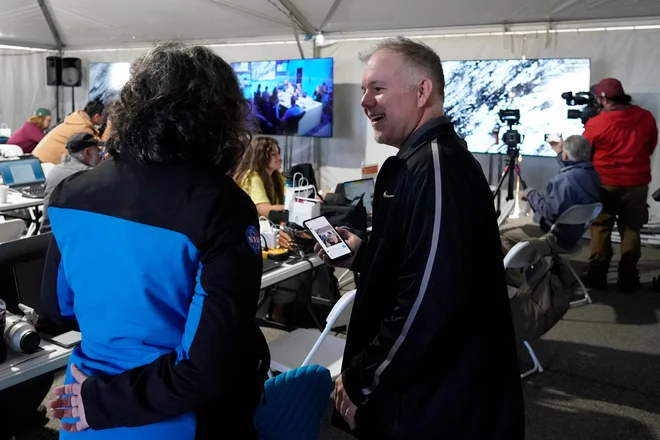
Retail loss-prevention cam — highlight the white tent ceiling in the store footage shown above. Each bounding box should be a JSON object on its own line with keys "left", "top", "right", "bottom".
{"left": 1, "top": 0, "right": 660, "bottom": 49}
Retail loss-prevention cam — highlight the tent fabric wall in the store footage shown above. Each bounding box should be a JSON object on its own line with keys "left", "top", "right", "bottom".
{"left": 0, "top": 49, "right": 58, "bottom": 134}
{"left": 318, "top": 29, "right": 660, "bottom": 221}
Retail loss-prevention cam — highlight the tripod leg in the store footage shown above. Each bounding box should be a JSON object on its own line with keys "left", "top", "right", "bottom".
{"left": 493, "top": 165, "right": 510, "bottom": 198}
{"left": 514, "top": 165, "right": 528, "bottom": 190}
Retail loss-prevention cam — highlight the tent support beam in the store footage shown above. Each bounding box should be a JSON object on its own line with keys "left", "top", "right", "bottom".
{"left": 278, "top": 0, "right": 317, "bottom": 35}
{"left": 0, "top": 39, "right": 58, "bottom": 51}
{"left": 37, "top": 0, "right": 64, "bottom": 49}
{"left": 203, "top": 0, "right": 292, "bottom": 28}
{"left": 319, "top": 0, "right": 342, "bottom": 32}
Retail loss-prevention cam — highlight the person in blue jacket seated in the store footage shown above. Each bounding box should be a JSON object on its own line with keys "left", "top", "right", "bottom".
{"left": 43, "top": 41, "right": 269, "bottom": 439}
{"left": 500, "top": 134, "right": 601, "bottom": 254}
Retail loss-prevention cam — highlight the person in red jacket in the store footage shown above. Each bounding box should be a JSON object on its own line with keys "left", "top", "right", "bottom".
{"left": 7, "top": 108, "right": 52, "bottom": 153}
{"left": 583, "top": 78, "right": 658, "bottom": 292}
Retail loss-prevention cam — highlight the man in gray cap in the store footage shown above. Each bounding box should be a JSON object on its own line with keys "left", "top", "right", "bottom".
{"left": 40, "top": 132, "right": 103, "bottom": 233}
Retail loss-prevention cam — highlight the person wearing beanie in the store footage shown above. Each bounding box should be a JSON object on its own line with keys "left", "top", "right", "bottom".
{"left": 7, "top": 108, "right": 52, "bottom": 153}
{"left": 33, "top": 100, "right": 105, "bottom": 165}
{"left": 583, "top": 78, "right": 658, "bottom": 292}
{"left": 39, "top": 132, "right": 103, "bottom": 234}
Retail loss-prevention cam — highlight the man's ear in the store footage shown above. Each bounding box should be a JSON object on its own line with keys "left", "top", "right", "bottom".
{"left": 417, "top": 78, "right": 433, "bottom": 108}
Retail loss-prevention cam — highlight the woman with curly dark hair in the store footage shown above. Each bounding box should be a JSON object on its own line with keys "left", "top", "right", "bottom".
{"left": 234, "top": 136, "right": 285, "bottom": 217}
{"left": 44, "top": 42, "right": 269, "bottom": 439}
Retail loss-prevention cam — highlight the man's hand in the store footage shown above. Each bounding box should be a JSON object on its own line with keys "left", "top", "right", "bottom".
{"left": 334, "top": 375, "right": 358, "bottom": 430}
{"left": 549, "top": 140, "right": 563, "bottom": 154}
{"left": 521, "top": 187, "right": 535, "bottom": 201}
{"left": 49, "top": 364, "right": 90, "bottom": 433}
{"left": 314, "top": 227, "right": 361, "bottom": 269}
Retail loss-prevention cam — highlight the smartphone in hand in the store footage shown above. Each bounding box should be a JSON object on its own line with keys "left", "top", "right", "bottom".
{"left": 303, "top": 215, "right": 353, "bottom": 262}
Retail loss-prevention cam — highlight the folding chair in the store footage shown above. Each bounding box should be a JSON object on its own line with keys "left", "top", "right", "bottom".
{"left": 0, "top": 219, "right": 26, "bottom": 243}
{"left": 504, "top": 240, "right": 544, "bottom": 379}
{"left": 268, "top": 289, "right": 356, "bottom": 380}
{"left": 548, "top": 203, "right": 603, "bottom": 307}
{"left": 255, "top": 365, "right": 334, "bottom": 440}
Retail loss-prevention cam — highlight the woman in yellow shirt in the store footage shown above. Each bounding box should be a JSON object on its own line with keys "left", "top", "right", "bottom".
{"left": 234, "top": 136, "right": 286, "bottom": 217}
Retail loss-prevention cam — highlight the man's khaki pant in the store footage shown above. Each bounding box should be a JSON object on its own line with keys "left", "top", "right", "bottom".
{"left": 588, "top": 185, "right": 649, "bottom": 283}
{"left": 500, "top": 217, "right": 546, "bottom": 256}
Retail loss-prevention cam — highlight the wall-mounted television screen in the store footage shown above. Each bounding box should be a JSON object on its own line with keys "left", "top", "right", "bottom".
{"left": 444, "top": 58, "right": 591, "bottom": 157}
{"left": 89, "top": 62, "right": 131, "bottom": 104}
{"left": 231, "top": 57, "right": 334, "bottom": 138}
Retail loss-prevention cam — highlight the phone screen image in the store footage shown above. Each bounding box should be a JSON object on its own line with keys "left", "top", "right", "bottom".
{"left": 305, "top": 216, "right": 352, "bottom": 260}
{"left": 545, "top": 133, "right": 562, "bottom": 143}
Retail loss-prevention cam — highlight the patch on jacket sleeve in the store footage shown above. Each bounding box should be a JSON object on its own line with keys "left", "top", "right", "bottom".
{"left": 246, "top": 225, "right": 261, "bottom": 255}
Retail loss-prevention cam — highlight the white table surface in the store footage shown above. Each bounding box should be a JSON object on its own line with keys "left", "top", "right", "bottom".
{"left": 0, "top": 254, "right": 323, "bottom": 390}
{"left": 0, "top": 343, "right": 73, "bottom": 391}
{"left": 261, "top": 254, "right": 322, "bottom": 290}
{"left": 0, "top": 191, "right": 43, "bottom": 213}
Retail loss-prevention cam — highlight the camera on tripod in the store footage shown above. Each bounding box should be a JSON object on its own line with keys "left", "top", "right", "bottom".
{"left": 498, "top": 109, "right": 522, "bottom": 155}
{"left": 562, "top": 91, "right": 600, "bottom": 125}
{"left": 492, "top": 108, "right": 527, "bottom": 206}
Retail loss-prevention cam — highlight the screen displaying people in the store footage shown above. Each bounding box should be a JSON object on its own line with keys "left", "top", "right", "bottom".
{"left": 232, "top": 58, "right": 333, "bottom": 137}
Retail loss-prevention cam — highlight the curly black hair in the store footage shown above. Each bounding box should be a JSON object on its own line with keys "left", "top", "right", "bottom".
{"left": 105, "top": 41, "right": 252, "bottom": 172}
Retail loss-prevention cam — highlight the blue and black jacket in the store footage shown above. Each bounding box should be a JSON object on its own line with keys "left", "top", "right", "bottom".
{"left": 41, "top": 153, "right": 269, "bottom": 439}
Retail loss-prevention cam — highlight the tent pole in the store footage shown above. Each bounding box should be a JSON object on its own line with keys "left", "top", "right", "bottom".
{"left": 37, "top": 0, "right": 64, "bottom": 49}
{"left": 319, "top": 0, "right": 342, "bottom": 32}
{"left": 278, "top": 0, "right": 317, "bottom": 35}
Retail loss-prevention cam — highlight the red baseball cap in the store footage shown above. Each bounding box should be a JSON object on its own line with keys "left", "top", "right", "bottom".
{"left": 595, "top": 78, "right": 625, "bottom": 98}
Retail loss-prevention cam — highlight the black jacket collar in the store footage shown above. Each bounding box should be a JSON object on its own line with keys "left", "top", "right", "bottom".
{"left": 396, "top": 116, "right": 454, "bottom": 161}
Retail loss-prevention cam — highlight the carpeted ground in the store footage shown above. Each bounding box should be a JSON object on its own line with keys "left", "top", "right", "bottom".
{"left": 11, "top": 241, "right": 660, "bottom": 440}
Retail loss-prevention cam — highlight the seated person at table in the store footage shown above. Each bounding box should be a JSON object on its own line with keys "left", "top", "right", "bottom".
{"left": 281, "top": 96, "right": 303, "bottom": 120}
{"left": 500, "top": 135, "right": 600, "bottom": 254}
{"left": 32, "top": 100, "right": 106, "bottom": 165}
{"left": 234, "top": 136, "right": 285, "bottom": 217}
{"left": 7, "top": 108, "right": 52, "bottom": 153}
{"left": 40, "top": 132, "right": 103, "bottom": 234}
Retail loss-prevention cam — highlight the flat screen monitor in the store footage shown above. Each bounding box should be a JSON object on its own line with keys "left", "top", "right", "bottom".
{"left": 89, "top": 62, "right": 131, "bottom": 104}
{"left": 231, "top": 58, "right": 334, "bottom": 137}
{"left": 443, "top": 58, "right": 591, "bottom": 157}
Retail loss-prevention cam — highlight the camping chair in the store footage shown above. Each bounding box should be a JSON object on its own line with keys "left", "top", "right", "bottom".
{"left": 255, "top": 365, "right": 334, "bottom": 440}
{"left": 268, "top": 289, "right": 356, "bottom": 380}
{"left": 504, "top": 240, "right": 544, "bottom": 379}
{"left": 548, "top": 203, "right": 603, "bottom": 307}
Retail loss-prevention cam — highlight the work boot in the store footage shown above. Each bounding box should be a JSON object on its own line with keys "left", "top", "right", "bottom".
{"left": 617, "top": 277, "right": 641, "bottom": 294}
{"left": 582, "top": 272, "right": 607, "bottom": 290}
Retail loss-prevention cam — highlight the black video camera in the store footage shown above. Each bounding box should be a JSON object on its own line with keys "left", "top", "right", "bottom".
{"left": 562, "top": 91, "right": 600, "bottom": 125}
{"left": 498, "top": 109, "right": 522, "bottom": 152}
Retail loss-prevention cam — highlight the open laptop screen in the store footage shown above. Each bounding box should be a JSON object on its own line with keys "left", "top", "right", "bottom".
{"left": 342, "top": 178, "right": 375, "bottom": 214}
{"left": 0, "top": 158, "right": 46, "bottom": 188}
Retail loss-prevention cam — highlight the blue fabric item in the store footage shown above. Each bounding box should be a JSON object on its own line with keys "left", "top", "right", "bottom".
{"left": 49, "top": 206, "right": 201, "bottom": 440}
{"left": 255, "top": 365, "right": 333, "bottom": 440}
{"left": 525, "top": 160, "right": 601, "bottom": 249}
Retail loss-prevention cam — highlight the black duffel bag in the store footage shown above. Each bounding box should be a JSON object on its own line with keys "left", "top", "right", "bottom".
{"left": 321, "top": 193, "right": 368, "bottom": 234}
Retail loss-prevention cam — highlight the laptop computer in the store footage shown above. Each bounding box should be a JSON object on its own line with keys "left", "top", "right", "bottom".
{"left": 0, "top": 157, "right": 46, "bottom": 198}
{"left": 336, "top": 178, "right": 375, "bottom": 215}
{"left": 262, "top": 258, "right": 283, "bottom": 273}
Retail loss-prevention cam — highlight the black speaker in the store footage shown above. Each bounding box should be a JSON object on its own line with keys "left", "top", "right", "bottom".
{"left": 46, "top": 56, "right": 62, "bottom": 86}
{"left": 61, "top": 58, "right": 82, "bottom": 87}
